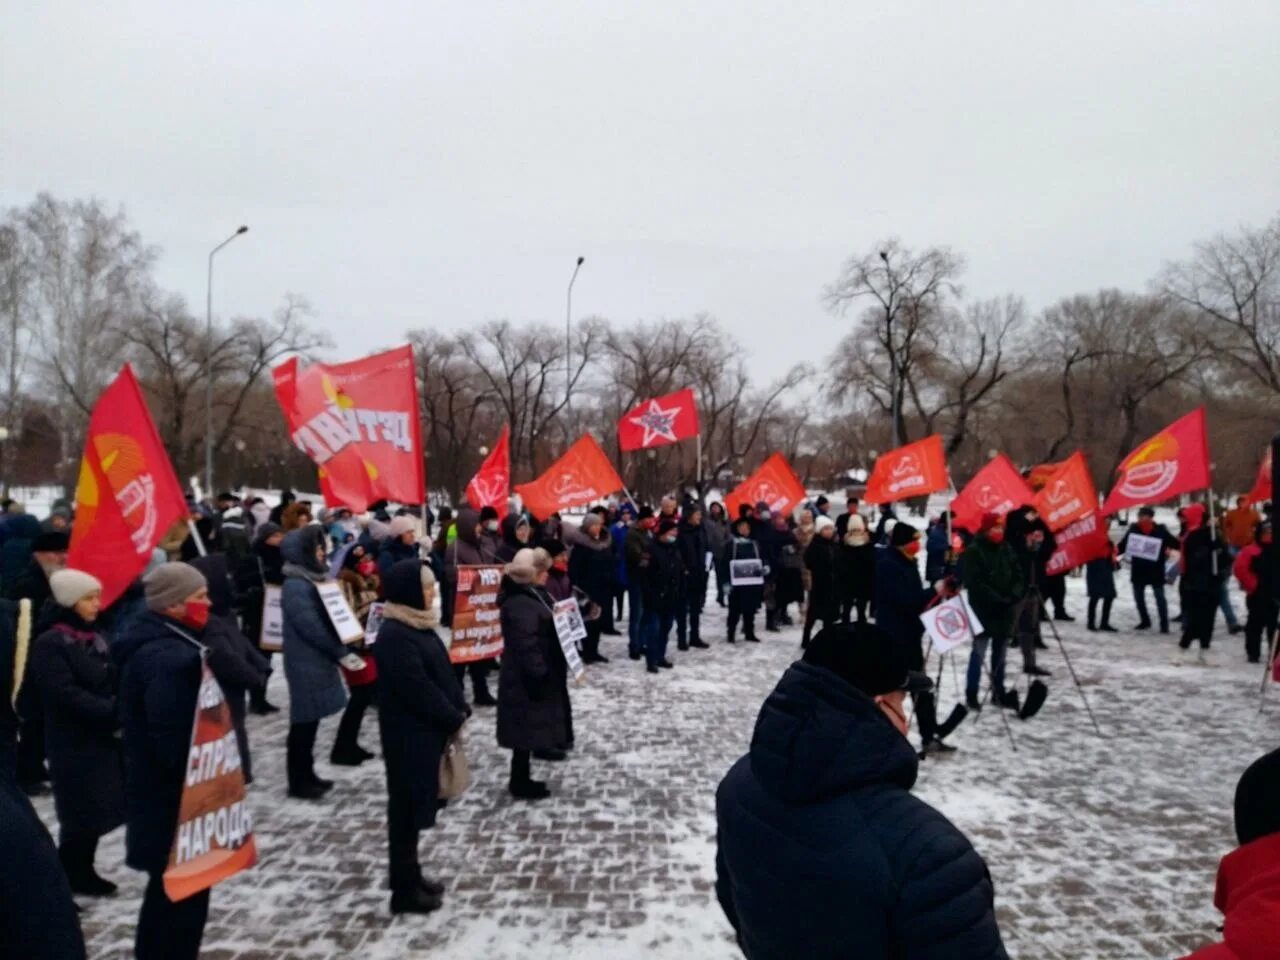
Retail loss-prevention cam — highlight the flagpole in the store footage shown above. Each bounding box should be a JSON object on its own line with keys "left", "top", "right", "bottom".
{"left": 1206, "top": 481, "right": 1219, "bottom": 577}
{"left": 697, "top": 434, "right": 703, "bottom": 493}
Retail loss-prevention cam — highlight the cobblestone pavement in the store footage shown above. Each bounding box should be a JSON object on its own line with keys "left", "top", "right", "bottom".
{"left": 34, "top": 576, "right": 1274, "bottom": 958}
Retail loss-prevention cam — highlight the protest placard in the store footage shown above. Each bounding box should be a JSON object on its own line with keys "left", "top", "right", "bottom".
{"left": 316, "top": 581, "right": 364, "bottom": 644}
{"left": 259, "top": 585, "right": 283, "bottom": 652}
{"left": 1125, "top": 533, "right": 1163, "bottom": 563}
{"left": 163, "top": 662, "right": 257, "bottom": 901}
{"left": 730, "top": 558, "right": 764, "bottom": 586}
{"left": 920, "top": 595, "right": 986, "bottom": 654}
{"left": 552, "top": 599, "right": 587, "bottom": 681}
{"left": 450, "top": 565, "right": 505, "bottom": 664}
{"left": 364, "top": 602, "right": 385, "bottom": 645}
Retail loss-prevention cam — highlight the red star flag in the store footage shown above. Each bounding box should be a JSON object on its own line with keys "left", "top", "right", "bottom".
{"left": 950, "top": 455, "right": 1034, "bottom": 533}
{"left": 724, "top": 453, "right": 807, "bottom": 519}
{"left": 466, "top": 425, "right": 510, "bottom": 519}
{"left": 1102, "top": 408, "right": 1210, "bottom": 515}
{"left": 68, "top": 365, "right": 189, "bottom": 608}
{"left": 617, "top": 388, "right": 700, "bottom": 452}
{"left": 515, "top": 435, "right": 626, "bottom": 519}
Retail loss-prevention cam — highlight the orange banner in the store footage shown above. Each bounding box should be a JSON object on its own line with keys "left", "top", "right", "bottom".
{"left": 163, "top": 662, "right": 257, "bottom": 901}
{"left": 1102, "top": 408, "right": 1210, "bottom": 514}
{"left": 1031, "top": 451, "right": 1098, "bottom": 532}
{"left": 68, "top": 365, "right": 189, "bottom": 609}
{"left": 1026, "top": 460, "right": 1063, "bottom": 492}
{"left": 514, "top": 435, "right": 624, "bottom": 519}
{"left": 864, "top": 435, "right": 949, "bottom": 505}
{"left": 724, "top": 452, "right": 807, "bottom": 520}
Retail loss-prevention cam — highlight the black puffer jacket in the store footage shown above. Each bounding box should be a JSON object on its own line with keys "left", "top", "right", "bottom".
{"left": 496, "top": 579, "right": 569, "bottom": 752}
{"left": 641, "top": 538, "right": 686, "bottom": 617}
{"left": 715, "top": 662, "right": 1008, "bottom": 960}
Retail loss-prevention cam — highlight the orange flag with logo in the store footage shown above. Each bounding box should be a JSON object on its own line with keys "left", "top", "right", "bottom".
{"left": 950, "top": 455, "right": 1033, "bottom": 533}
{"left": 1031, "top": 452, "right": 1098, "bottom": 532}
{"left": 1026, "top": 460, "right": 1063, "bottom": 492}
{"left": 864, "top": 435, "right": 949, "bottom": 505}
{"left": 1102, "top": 408, "right": 1210, "bottom": 515}
{"left": 67, "top": 365, "right": 189, "bottom": 608}
{"left": 514, "top": 435, "right": 625, "bottom": 519}
{"left": 1247, "top": 447, "right": 1272, "bottom": 505}
{"left": 466, "top": 425, "right": 511, "bottom": 519}
{"left": 724, "top": 453, "right": 807, "bottom": 520}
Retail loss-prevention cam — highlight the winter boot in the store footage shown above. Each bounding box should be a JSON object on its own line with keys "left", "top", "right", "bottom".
{"left": 934, "top": 704, "right": 969, "bottom": 740}
{"left": 1018, "top": 680, "right": 1048, "bottom": 720}
{"left": 744, "top": 617, "right": 760, "bottom": 642}
{"left": 765, "top": 611, "right": 780, "bottom": 633}
{"left": 249, "top": 691, "right": 280, "bottom": 715}
{"left": 390, "top": 887, "right": 444, "bottom": 915}
{"left": 418, "top": 874, "right": 446, "bottom": 897}
{"left": 60, "top": 839, "right": 117, "bottom": 897}
{"left": 509, "top": 779, "right": 551, "bottom": 800}
{"left": 965, "top": 691, "right": 983, "bottom": 712}
{"left": 472, "top": 680, "right": 498, "bottom": 707}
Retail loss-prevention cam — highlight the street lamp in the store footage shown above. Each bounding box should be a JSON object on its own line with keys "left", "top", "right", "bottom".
{"left": 565, "top": 256, "right": 584, "bottom": 429}
{"left": 206, "top": 225, "right": 249, "bottom": 495}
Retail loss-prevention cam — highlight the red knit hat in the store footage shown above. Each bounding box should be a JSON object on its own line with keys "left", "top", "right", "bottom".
{"left": 978, "top": 512, "right": 1003, "bottom": 534}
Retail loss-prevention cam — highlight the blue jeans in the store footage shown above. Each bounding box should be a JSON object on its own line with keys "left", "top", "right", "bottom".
{"left": 627, "top": 585, "right": 645, "bottom": 655}
{"left": 642, "top": 609, "right": 674, "bottom": 668}
{"left": 1133, "top": 582, "right": 1169, "bottom": 629}
{"left": 966, "top": 631, "right": 1008, "bottom": 700}
{"left": 1218, "top": 577, "right": 1239, "bottom": 629}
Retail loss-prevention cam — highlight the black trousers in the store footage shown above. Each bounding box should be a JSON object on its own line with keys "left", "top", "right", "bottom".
{"left": 1088, "top": 597, "right": 1114, "bottom": 629}
{"left": 727, "top": 595, "right": 756, "bottom": 639}
{"left": 58, "top": 831, "right": 100, "bottom": 881}
{"left": 286, "top": 720, "right": 320, "bottom": 790}
{"left": 913, "top": 690, "right": 938, "bottom": 743}
{"left": 840, "top": 598, "right": 869, "bottom": 624}
{"left": 453, "top": 662, "right": 493, "bottom": 700}
{"left": 1245, "top": 591, "right": 1277, "bottom": 662}
{"left": 1180, "top": 593, "right": 1217, "bottom": 650}
{"left": 333, "top": 683, "right": 376, "bottom": 756}
{"left": 136, "top": 871, "right": 210, "bottom": 960}
{"left": 510, "top": 748, "right": 533, "bottom": 786}
{"left": 1045, "top": 574, "right": 1068, "bottom": 616}
{"left": 676, "top": 604, "right": 702, "bottom": 647}
{"left": 582, "top": 620, "right": 604, "bottom": 659}
{"left": 386, "top": 772, "right": 420, "bottom": 894}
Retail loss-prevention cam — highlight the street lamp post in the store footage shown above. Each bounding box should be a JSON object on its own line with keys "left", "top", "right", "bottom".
{"left": 565, "top": 256, "right": 584, "bottom": 430}
{"left": 206, "top": 225, "right": 249, "bottom": 496}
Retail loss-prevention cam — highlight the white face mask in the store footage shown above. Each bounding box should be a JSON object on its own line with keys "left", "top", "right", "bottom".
{"left": 485, "top": 520, "right": 499, "bottom": 532}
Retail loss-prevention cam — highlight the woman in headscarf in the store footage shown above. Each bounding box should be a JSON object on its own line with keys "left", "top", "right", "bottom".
{"left": 373, "top": 559, "right": 468, "bottom": 915}
{"left": 28, "top": 569, "right": 125, "bottom": 896}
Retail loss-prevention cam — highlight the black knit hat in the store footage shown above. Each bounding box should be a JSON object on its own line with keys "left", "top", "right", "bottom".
{"left": 804, "top": 623, "right": 932, "bottom": 697}
{"left": 816, "top": 495, "right": 829, "bottom": 509}
{"left": 32, "top": 531, "right": 69, "bottom": 553}
{"left": 638, "top": 506, "right": 655, "bottom": 521}
{"left": 479, "top": 506, "right": 500, "bottom": 523}
{"left": 542, "top": 538, "right": 567, "bottom": 559}
{"left": 1235, "top": 746, "right": 1280, "bottom": 845}
{"left": 657, "top": 517, "right": 679, "bottom": 537}
{"left": 890, "top": 522, "right": 919, "bottom": 548}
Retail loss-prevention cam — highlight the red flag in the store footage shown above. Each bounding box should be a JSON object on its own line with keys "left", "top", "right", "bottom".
{"left": 951, "top": 455, "right": 1033, "bottom": 533}
{"left": 1026, "top": 460, "right": 1063, "bottom": 492}
{"left": 272, "top": 345, "right": 424, "bottom": 512}
{"left": 68, "top": 365, "right": 188, "bottom": 608}
{"left": 1247, "top": 447, "right": 1272, "bottom": 505}
{"left": 1044, "top": 512, "right": 1113, "bottom": 576}
{"left": 724, "top": 453, "right": 807, "bottom": 520}
{"left": 466, "top": 425, "right": 510, "bottom": 519}
{"left": 617, "top": 388, "right": 700, "bottom": 452}
{"left": 864, "top": 435, "right": 949, "bottom": 505}
{"left": 1102, "top": 408, "right": 1210, "bottom": 515}
{"left": 514, "top": 435, "right": 625, "bottom": 519}
{"left": 1031, "top": 452, "right": 1099, "bottom": 532}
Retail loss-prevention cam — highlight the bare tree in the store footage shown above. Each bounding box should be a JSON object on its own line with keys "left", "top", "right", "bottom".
{"left": 0, "top": 216, "right": 35, "bottom": 488}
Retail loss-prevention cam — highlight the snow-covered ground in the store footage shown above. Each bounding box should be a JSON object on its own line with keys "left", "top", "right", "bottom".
{"left": 30, "top": 557, "right": 1273, "bottom": 959}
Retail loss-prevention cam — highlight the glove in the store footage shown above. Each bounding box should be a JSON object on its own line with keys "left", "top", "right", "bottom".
{"left": 340, "top": 653, "right": 367, "bottom": 671}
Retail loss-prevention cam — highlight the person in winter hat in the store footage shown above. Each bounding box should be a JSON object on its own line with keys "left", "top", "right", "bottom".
{"left": 1118, "top": 506, "right": 1178, "bottom": 632}
{"left": 1177, "top": 503, "right": 1231, "bottom": 665}
{"left": 566, "top": 513, "right": 616, "bottom": 663}
{"left": 725, "top": 516, "right": 764, "bottom": 643}
{"left": 442, "top": 507, "right": 499, "bottom": 708}
{"left": 837, "top": 513, "right": 876, "bottom": 624}
{"left": 715, "top": 622, "right": 1008, "bottom": 960}
{"left": 1003, "top": 505, "right": 1053, "bottom": 678}
{"left": 28, "top": 570, "right": 125, "bottom": 897}
{"left": 961, "top": 513, "right": 1024, "bottom": 711}
{"left": 624, "top": 507, "right": 656, "bottom": 658}
{"left": 1086, "top": 519, "right": 1120, "bottom": 632}
{"left": 641, "top": 518, "right": 685, "bottom": 672}
{"left": 1184, "top": 746, "right": 1280, "bottom": 958}
{"left": 115, "top": 562, "right": 216, "bottom": 960}
{"left": 802, "top": 515, "right": 840, "bottom": 647}
{"left": 378, "top": 515, "right": 420, "bottom": 576}
{"left": 703, "top": 501, "right": 730, "bottom": 607}
{"left": 1233, "top": 521, "right": 1276, "bottom": 663}
{"left": 675, "top": 504, "right": 711, "bottom": 652}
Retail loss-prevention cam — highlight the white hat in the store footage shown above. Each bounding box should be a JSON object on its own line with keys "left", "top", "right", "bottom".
{"left": 388, "top": 516, "right": 417, "bottom": 538}
{"left": 814, "top": 515, "right": 836, "bottom": 534}
{"left": 50, "top": 569, "right": 103, "bottom": 607}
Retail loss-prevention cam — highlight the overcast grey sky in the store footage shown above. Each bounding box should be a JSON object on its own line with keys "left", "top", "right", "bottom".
{"left": 4, "top": 2, "right": 1279, "bottom": 382}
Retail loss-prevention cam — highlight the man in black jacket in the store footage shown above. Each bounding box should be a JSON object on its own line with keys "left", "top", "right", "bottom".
{"left": 1117, "top": 506, "right": 1178, "bottom": 632}
{"left": 675, "top": 505, "right": 710, "bottom": 651}
{"left": 641, "top": 518, "right": 685, "bottom": 674}
{"left": 716, "top": 623, "right": 1008, "bottom": 959}
{"left": 1004, "top": 506, "right": 1052, "bottom": 678}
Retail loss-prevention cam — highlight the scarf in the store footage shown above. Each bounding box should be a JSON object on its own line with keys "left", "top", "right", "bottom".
{"left": 382, "top": 602, "right": 440, "bottom": 631}
{"left": 282, "top": 562, "right": 327, "bottom": 584}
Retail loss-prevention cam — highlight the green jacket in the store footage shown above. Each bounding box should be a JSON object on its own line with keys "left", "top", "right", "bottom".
{"left": 961, "top": 536, "right": 1025, "bottom": 639}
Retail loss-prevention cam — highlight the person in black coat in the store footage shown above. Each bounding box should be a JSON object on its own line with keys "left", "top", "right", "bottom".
{"left": 28, "top": 570, "right": 125, "bottom": 897}
{"left": 676, "top": 505, "right": 711, "bottom": 651}
{"left": 373, "top": 559, "right": 469, "bottom": 916}
{"left": 1118, "top": 507, "right": 1179, "bottom": 632}
{"left": 715, "top": 624, "right": 1008, "bottom": 960}
{"left": 113, "top": 563, "right": 215, "bottom": 960}
{"left": 496, "top": 513, "right": 532, "bottom": 563}
{"left": 1003, "top": 506, "right": 1052, "bottom": 678}
{"left": 1, "top": 595, "right": 87, "bottom": 960}
{"left": 240, "top": 523, "right": 284, "bottom": 714}
{"left": 1085, "top": 528, "right": 1120, "bottom": 633}
{"left": 836, "top": 513, "right": 876, "bottom": 623}
{"left": 566, "top": 514, "right": 616, "bottom": 663}
{"left": 497, "top": 548, "right": 569, "bottom": 799}
{"left": 641, "top": 518, "right": 686, "bottom": 672}
{"left": 725, "top": 517, "right": 764, "bottom": 643}
{"left": 1176, "top": 503, "right": 1231, "bottom": 664}
{"left": 187, "top": 554, "right": 271, "bottom": 783}
{"left": 802, "top": 516, "right": 840, "bottom": 646}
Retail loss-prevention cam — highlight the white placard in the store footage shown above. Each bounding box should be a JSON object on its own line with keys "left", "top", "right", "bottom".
{"left": 364, "top": 602, "right": 386, "bottom": 645}
{"left": 730, "top": 558, "right": 764, "bottom": 586}
{"left": 919, "top": 595, "right": 986, "bottom": 654}
{"left": 316, "top": 580, "right": 365, "bottom": 644}
{"left": 1126, "top": 533, "right": 1163, "bottom": 563}
{"left": 552, "top": 599, "right": 587, "bottom": 681}
{"left": 260, "top": 585, "right": 284, "bottom": 652}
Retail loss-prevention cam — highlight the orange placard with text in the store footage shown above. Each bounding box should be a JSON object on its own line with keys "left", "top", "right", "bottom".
{"left": 450, "top": 565, "right": 505, "bottom": 664}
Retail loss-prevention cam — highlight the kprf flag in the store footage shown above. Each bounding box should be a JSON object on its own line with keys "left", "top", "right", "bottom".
{"left": 617, "top": 388, "right": 700, "bottom": 452}
{"left": 864, "top": 435, "right": 949, "bottom": 505}
{"left": 466, "top": 425, "right": 510, "bottom": 519}
{"left": 1102, "top": 408, "right": 1210, "bottom": 515}
{"left": 514, "top": 435, "right": 625, "bottom": 519}
{"left": 1044, "top": 512, "right": 1113, "bottom": 576}
{"left": 920, "top": 595, "right": 985, "bottom": 654}
{"left": 1026, "top": 460, "right": 1063, "bottom": 492}
{"left": 164, "top": 658, "right": 257, "bottom": 901}
{"left": 272, "top": 345, "right": 424, "bottom": 512}
{"left": 1247, "top": 447, "right": 1272, "bottom": 506}
{"left": 951, "top": 455, "right": 1033, "bottom": 533}
{"left": 68, "top": 365, "right": 189, "bottom": 608}
{"left": 1031, "top": 452, "right": 1098, "bottom": 532}
{"left": 724, "top": 452, "right": 807, "bottom": 520}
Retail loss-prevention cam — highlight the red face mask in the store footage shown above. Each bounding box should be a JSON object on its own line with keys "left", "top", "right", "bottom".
{"left": 1137, "top": 519, "right": 1154, "bottom": 533}
{"left": 180, "top": 598, "right": 211, "bottom": 630}
{"left": 987, "top": 528, "right": 1006, "bottom": 545}
{"left": 357, "top": 560, "right": 376, "bottom": 576}
{"left": 903, "top": 541, "right": 922, "bottom": 558}
{"left": 553, "top": 557, "right": 569, "bottom": 572}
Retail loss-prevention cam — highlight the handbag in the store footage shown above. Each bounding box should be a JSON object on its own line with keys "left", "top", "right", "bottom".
{"left": 438, "top": 727, "right": 471, "bottom": 799}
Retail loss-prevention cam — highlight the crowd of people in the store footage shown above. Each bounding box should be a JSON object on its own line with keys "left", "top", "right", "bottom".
{"left": 0, "top": 483, "right": 1275, "bottom": 958}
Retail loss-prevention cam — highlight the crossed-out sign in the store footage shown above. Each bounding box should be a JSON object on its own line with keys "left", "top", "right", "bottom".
{"left": 920, "top": 596, "right": 986, "bottom": 654}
